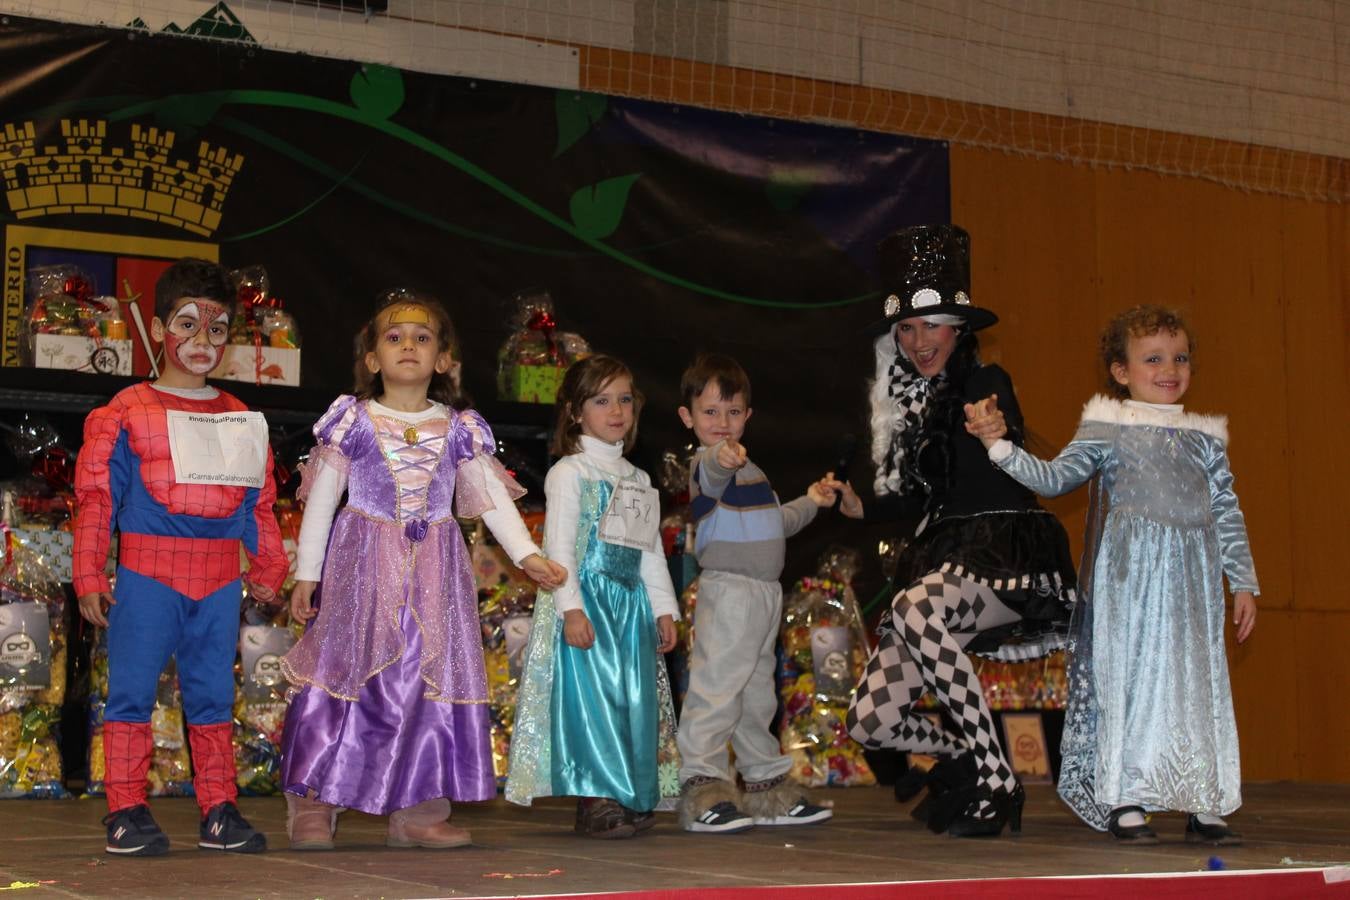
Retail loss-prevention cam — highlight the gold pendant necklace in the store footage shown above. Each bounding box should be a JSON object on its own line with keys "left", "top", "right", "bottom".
{"left": 403, "top": 425, "right": 419, "bottom": 445}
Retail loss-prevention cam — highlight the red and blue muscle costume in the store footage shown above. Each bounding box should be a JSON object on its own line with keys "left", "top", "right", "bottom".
{"left": 74, "top": 382, "right": 287, "bottom": 814}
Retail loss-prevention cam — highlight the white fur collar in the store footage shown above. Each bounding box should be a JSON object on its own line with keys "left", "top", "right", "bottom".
{"left": 1081, "top": 395, "right": 1228, "bottom": 444}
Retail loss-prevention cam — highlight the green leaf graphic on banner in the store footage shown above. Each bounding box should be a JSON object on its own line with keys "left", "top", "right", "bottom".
{"left": 765, "top": 169, "right": 814, "bottom": 212}
{"left": 351, "top": 65, "right": 405, "bottom": 119}
{"left": 555, "top": 92, "right": 607, "bottom": 157}
{"left": 569, "top": 174, "right": 640, "bottom": 240}
{"left": 153, "top": 93, "right": 224, "bottom": 136}
{"left": 74, "top": 88, "right": 878, "bottom": 307}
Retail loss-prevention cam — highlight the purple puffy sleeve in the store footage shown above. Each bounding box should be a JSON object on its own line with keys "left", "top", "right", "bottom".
{"left": 452, "top": 408, "right": 527, "bottom": 519}
{"left": 297, "top": 395, "right": 360, "bottom": 502}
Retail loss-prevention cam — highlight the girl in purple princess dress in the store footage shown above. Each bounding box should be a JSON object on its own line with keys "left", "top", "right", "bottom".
{"left": 279, "top": 290, "right": 565, "bottom": 850}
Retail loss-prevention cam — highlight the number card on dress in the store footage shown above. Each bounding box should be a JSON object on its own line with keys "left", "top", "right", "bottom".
{"left": 597, "top": 481, "right": 661, "bottom": 553}
{"left": 166, "top": 409, "right": 269, "bottom": 489}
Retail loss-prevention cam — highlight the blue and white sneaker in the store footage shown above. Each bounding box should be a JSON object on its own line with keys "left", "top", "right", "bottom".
{"left": 687, "top": 801, "right": 755, "bottom": 834}
{"left": 754, "top": 799, "right": 833, "bottom": 826}
{"left": 103, "top": 804, "right": 170, "bottom": 857}
{"left": 199, "top": 802, "right": 267, "bottom": 853}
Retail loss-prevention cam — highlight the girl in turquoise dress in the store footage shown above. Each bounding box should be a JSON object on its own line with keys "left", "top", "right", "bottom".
{"left": 506, "top": 355, "right": 681, "bottom": 838}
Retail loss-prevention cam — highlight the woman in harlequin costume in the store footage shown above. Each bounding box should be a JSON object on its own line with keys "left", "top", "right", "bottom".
{"left": 74, "top": 258, "right": 289, "bottom": 856}
{"left": 280, "top": 290, "right": 565, "bottom": 850}
{"left": 824, "top": 225, "right": 1077, "bottom": 837}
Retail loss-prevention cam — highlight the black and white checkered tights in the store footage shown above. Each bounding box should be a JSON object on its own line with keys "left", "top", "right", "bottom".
{"left": 848, "top": 571, "right": 1021, "bottom": 816}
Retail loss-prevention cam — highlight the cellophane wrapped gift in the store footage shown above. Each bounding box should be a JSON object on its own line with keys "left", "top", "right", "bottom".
{"left": 479, "top": 580, "right": 536, "bottom": 784}
{"left": 23, "top": 265, "right": 132, "bottom": 375}
{"left": 495, "top": 290, "right": 589, "bottom": 403}
{"left": 656, "top": 445, "right": 698, "bottom": 709}
{"left": 86, "top": 623, "right": 194, "bottom": 799}
{"left": 213, "top": 265, "right": 302, "bottom": 386}
{"left": 229, "top": 499, "right": 304, "bottom": 795}
{"left": 233, "top": 600, "right": 296, "bottom": 795}
{"left": 0, "top": 536, "right": 68, "bottom": 798}
{"left": 777, "top": 548, "right": 876, "bottom": 788}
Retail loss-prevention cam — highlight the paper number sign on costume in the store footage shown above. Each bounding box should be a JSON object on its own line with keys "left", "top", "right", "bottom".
{"left": 597, "top": 481, "right": 660, "bottom": 553}
{"left": 166, "top": 410, "right": 269, "bottom": 489}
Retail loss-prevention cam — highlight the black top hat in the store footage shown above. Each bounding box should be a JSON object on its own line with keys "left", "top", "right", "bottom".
{"left": 877, "top": 224, "right": 997, "bottom": 331}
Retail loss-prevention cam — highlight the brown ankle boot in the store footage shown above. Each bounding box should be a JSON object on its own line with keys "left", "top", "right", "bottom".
{"left": 387, "top": 799, "right": 471, "bottom": 849}
{"left": 574, "top": 798, "right": 636, "bottom": 839}
{"left": 286, "top": 792, "right": 338, "bottom": 851}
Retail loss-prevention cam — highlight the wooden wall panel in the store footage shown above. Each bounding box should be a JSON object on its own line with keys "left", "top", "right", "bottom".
{"left": 1281, "top": 201, "right": 1350, "bottom": 614}
{"left": 1295, "top": 612, "right": 1350, "bottom": 781}
{"left": 1183, "top": 185, "right": 1293, "bottom": 610}
{"left": 1226, "top": 609, "right": 1299, "bottom": 781}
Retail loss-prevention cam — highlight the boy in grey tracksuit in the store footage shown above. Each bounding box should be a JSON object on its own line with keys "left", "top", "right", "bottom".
{"left": 675, "top": 353, "right": 834, "bottom": 833}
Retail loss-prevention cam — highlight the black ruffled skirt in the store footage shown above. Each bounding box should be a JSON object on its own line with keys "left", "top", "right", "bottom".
{"left": 883, "top": 508, "right": 1078, "bottom": 658}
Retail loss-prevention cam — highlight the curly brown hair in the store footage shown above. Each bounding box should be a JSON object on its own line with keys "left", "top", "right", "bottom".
{"left": 1099, "top": 304, "right": 1194, "bottom": 399}
{"left": 353, "top": 288, "right": 466, "bottom": 408}
{"left": 551, "top": 354, "right": 643, "bottom": 456}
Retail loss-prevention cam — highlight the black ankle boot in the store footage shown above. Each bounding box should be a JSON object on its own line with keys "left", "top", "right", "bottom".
{"left": 1107, "top": 806, "right": 1158, "bottom": 844}
{"left": 893, "top": 765, "right": 930, "bottom": 803}
{"left": 909, "top": 753, "right": 976, "bottom": 825}
{"left": 946, "top": 783, "right": 1025, "bottom": 838}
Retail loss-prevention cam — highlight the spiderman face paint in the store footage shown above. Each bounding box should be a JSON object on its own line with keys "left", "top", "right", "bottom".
{"left": 163, "top": 300, "right": 231, "bottom": 375}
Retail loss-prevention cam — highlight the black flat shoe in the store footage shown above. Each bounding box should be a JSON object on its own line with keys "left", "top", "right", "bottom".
{"left": 1185, "top": 814, "right": 1241, "bottom": 846}
{"left": 946, "top": 783, "right": 1024, "bottom": 838}
{"left": 1107, "top": 806, "right": 1158, "bottom": 844}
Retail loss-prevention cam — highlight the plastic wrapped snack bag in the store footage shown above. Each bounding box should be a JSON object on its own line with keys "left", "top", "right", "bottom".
{"left": 0, "top": 536, "right": 68, "bottom": 798}
{"left": 480, "top": 578, "right": 537, "bottom": 783}
{"left": 232, "top": 620, "right": 295, "bottom": 795}
{"left": 777, "top": 548, "right": 876, "bottom": 788}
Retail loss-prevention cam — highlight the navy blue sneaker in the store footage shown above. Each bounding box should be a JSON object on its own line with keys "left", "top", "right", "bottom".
{"left": 687, "top": 801, "right": 754, "bottom": 834}
{"left": 103, "top": 805, "right": 170, "bottom": 857}
{"left": 753, "top": 799, "right": 833, "bottom": 826}
{"left": 199, "top": 802, "right": 267, "bottom": 853}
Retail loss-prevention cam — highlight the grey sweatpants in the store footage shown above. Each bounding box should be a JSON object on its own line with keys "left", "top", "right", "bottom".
{"left": 676, "top": 569, "right": 793, "bottom": 786}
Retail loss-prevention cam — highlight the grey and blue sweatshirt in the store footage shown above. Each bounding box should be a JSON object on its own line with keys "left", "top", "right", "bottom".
{"left": 688, "top": 440, "right": 818, "bottom": 581}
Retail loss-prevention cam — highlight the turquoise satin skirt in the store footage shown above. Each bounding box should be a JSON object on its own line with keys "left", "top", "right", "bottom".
{"left": 549, "top": 566, "right": 659, "bottom": 811}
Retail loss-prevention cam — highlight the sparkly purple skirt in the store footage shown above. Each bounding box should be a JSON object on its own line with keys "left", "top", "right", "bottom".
{"left": 280, "top": 603, "right": 495, "bottom": 815}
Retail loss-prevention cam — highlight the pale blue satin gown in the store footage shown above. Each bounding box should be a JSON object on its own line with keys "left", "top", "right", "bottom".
{"left": 993, "top": 397, "right": 1259, "bottom": 830}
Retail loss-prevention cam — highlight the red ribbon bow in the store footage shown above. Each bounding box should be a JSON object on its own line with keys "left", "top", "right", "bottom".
{"left": 63, "top": 275, "right": 93, "bottom": 305}
{"left": 526, "top": 310, "right": 559, "bottom": 364}
{"left": 32, "top": 447, "right": 74, "bottom": 491}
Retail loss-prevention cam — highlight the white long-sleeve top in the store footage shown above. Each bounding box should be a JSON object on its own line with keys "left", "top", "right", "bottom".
{"left": 295, "top": 400, "right": 539, "bottom": 581}
{"left": 543, "top": 434, "right": 679, "bottom": 621}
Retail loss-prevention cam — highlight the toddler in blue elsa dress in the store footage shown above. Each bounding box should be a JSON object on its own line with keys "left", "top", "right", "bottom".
{"left": 965, "top": 304, "right": 1258, "bottom": 846}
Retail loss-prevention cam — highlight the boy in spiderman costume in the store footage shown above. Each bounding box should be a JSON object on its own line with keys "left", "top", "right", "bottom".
{"left": 74, "top": 258, "right": 287, "bottom": 856}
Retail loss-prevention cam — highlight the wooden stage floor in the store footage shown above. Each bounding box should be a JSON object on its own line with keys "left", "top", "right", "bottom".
{"left": 1, "top": 782, "right": 1347, "bottom": 898}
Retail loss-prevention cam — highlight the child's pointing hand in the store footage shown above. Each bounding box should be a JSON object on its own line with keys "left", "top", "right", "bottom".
{"left": 716, "top": 439, "right": 749, "bottom": 470}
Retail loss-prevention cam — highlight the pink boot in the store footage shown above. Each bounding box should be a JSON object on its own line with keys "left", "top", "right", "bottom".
{"left": 387, "top": 799, "right": 471, "bottom": 849}
{"left": 286, "top": 792, "right": 339, "bottom": 851}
